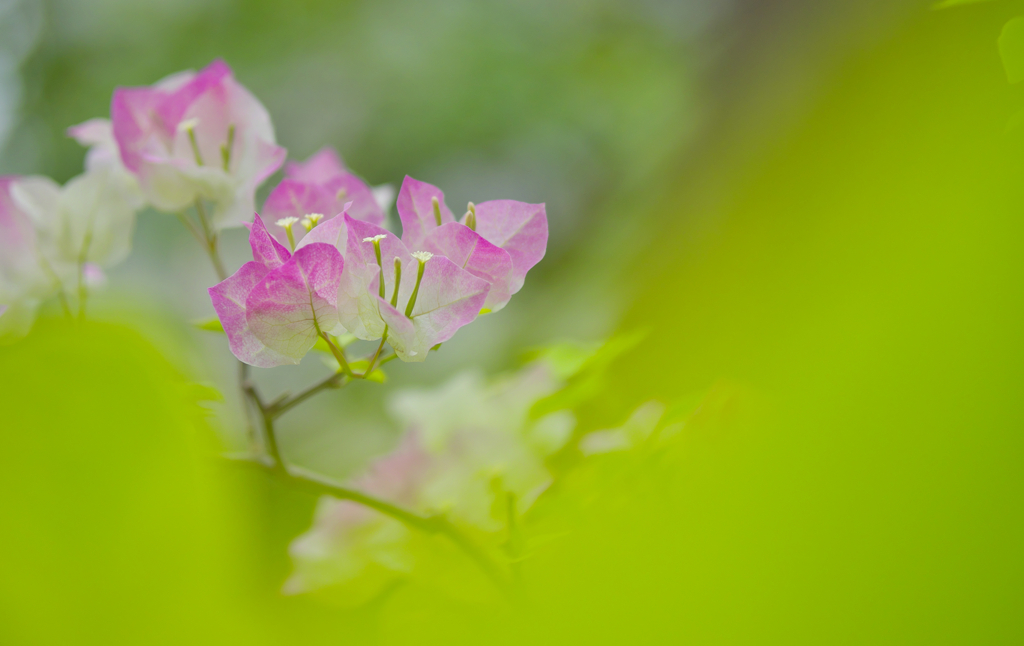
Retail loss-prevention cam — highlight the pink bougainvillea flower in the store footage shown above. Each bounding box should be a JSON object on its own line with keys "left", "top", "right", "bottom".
{"left": 111, "top": 59, "right": 286, "bottom": 230}
{"left": 208, "top": 214, "right": 344, "bottom": 367}
{"left": 396, "top": 176, "right": 547, "bottom": 312}
{"left": 262, "top": 147, "right": 390, "bottom": 248}
{"left": 67, "top": 118, "right": 146, "bottom": 210}
{"left": 334, "top": 215, "right": 490, "bottom": 362}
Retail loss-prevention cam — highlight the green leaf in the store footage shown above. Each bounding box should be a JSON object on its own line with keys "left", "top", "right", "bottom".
{"left": 311, "top": 333, "right": 357, "bottom": 354}
{"left": 931, "top": 0, "right": 997, "bottom": 8}
{"left": 192, "top": 317, "right": 224, "bottom": 333}
{"left": 528, "top": 330, "right": 646, "bottom": 419}
{"left": 521, "top": 340, "right": 601, "bottom": 380}
{"left": 1000, "top": 16, "right": 1024, "bottom": 83}
{"left": 320, "top": 355, "right": 386, "bottom": 382}
{"left": 184, "top": 382, "right": 224, "bottom": 403}
{"left": 349, "top": 360, "right": 387, "bottom": 383}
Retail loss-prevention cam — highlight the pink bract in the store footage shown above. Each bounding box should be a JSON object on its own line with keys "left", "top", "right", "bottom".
{"left": 396, "top": 176, "right": 548, "bottom": 311}
{"left": 209, "top": 215, "right": 344, "bottom": 367}
{"left": 262, "top": 147, "right": 386, "bottom": 246}
{"left": 111, "top": 59, "right": 286, "bottom": 229}
{"left": 341, "top": 215, "right": 490, "bottom": 361}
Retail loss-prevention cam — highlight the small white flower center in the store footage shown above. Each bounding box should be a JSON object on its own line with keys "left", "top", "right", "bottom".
{"left": 411, "top": 251, "right": 433, "bottom": 263}
{"left": 276, "top": 217, "right": 300, "bottom": 229}
{"left": 363, "top": 234, "right": 387, "bottom": 243}
{"left": 176, "top": 118, "right": 200, "bottom": 133}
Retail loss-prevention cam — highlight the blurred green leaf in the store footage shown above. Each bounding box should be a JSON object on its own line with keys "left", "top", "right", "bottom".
{"left": 311, "top": 333, "right": 357, "bottom": 354}
{"left": 521, "top": 340, "right": 602, "bottom": 380}
{"left": 932, "top": 0, "right": 997, "bottom": 8}
{"left": 350, "top": 359, "right": 387, "bottom": 383}
{"left": 184, "top": 381, "right": 224, "bottom": 403}
{"left": 528, "top": 330, "right": 646, "bottom": 419}
{"left": 999, "top": 16, "right": 1024, "bottom": 83}
{"left": 0, "top": 319, "right": 267, "bottom": 645}
{"left": 192, "top": 317, "right": 224, "bottom": 333}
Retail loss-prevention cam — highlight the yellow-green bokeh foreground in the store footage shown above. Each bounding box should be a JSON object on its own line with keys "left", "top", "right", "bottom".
{"left": 3, "top": 3, "right": 1024, "bottom": 644}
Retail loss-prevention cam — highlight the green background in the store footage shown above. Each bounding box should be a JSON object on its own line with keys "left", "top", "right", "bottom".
{"left": 2, "top": 0, "right": 1023, "bottom": 643}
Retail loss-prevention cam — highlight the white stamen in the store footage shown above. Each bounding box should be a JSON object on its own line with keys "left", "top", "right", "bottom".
{"left": 305, "top": 213, "right": 324, "bottom": 225}
{"left": 276, "top": 217, "right": 300, "bottom": 229}
{"left": 176, "top": 118, "right": 200, "bottom": 133}
{"left": 363, "top": 234, "right": 387, "bottom": 243}
{"left": 411, "top": 251, "right": 433, "bottom": 262}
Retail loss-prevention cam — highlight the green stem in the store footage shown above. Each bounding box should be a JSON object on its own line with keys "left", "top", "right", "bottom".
{"left": 187, "top": 127, "right": 204, "bottom": 166}
{"left": 226, "top": 411, "right": 513, "bottom": 598}
{"left": 221, "top": 124, "right": 235, "bottom": 171}
{"left": 390, "top": 258, "right": 402, "bottom": 308}
{"left": 321, "top": 332, "right": 355, "bottom": 378}
{"left": 363, "top": 333, "right": 387, "bottom": 377}
{"left": 175, "top": 211, "right": 206, "bottom": 246}
{"left": 267, "top": 372, "right": 347, "bottom": 418}
{"left": 193, "top": 200, "right": 226, "bottom": 281}
{"left": 405, "top": 257, "right": 427, "bottom": 318}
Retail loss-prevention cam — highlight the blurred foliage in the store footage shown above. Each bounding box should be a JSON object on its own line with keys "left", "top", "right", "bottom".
{"left": 0, "top": 320, "right": 265, "bottom": 644}
{"left": 3, "top": 1, "right": 1024, "bottom": 644}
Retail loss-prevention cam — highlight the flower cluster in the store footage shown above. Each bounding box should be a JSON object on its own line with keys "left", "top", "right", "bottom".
{"left": 212, "top": 175, "right": 547, "bottom": 364}
{"left": 1, "top": 58, "right": 548, "bottom": 361}
{"left": 0, "top": 121, "right": 144, "bottom": 338}
{"left": 285, "top": 361, "right": 575, "bottom": 596}
{"left": 111, "top": 59, "right": 285, "bottom": 230}
{"left": 0, "top": 59, "right": 288, "bottom": 337}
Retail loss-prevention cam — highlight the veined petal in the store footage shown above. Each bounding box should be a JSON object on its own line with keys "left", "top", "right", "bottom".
{"left": 423, "top": 222, "right": 514, "bottom": 312}
{"left": 156, "top": 59, "right": 232, "bottom": 136}
{"left": 246, "top": 243, "right": 344, "bottom": 362}
{"left": 464, "top": 200, "right": 547, "bottom": 294}
{"left": 246, "top": 214, "right": 291, "bottom": 269}
{"left": 208, "top": 261, "right": 293, "bottom": 367}
{"left": 285, "top": 147, "right": 346, "bottom": 184}
{"left": 262, "top": 179, "right": 338, "bottom": 244}
{"left": 337, "top": 215, "right": 413, "bottom": 340}
{"left": 378, "top": 255, "right": 489, "bottom": 362}
{"left": 111, "top": 59, "right": 284, "bottom": 231}
{"left": 0, "top": 178, "right": 55, "bottom": 313}
{"left": 396, "top": 176, "right": 454, "bottom": 250}
{"left": 294, "top": 202, "right": 350, "bottom": 251}
{"left": 56, "top": 170, "right": 138, "bottom": 268}
{"left": 325, "top": 172, "right": 385, "bottom": 226}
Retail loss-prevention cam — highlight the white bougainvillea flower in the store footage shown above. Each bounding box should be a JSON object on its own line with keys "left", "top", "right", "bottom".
{"left": 111, "top": 59, "right": 286, "bottom": 229}
{"left": 0, "top": 177, "right": 59, "bottom": 339}
{"left": 285, "top": 432, "right": 431, "bottom": 595}
{"left": 286, "top": 361, "right": 577, "bottom": 593}
{"left": 10, "top": 170, "right": 140, "bottom": 280}
{"left": 396, "top": 176, "right": 547, "bottom": 311}
{"left": 208, "top": 214, "right": 344, "bottom": 367}
{"left": 336, "top": 215, "right": 491, "bottom": 361}
{"left": 262, "top": 148, "right": 391, "bottom": 248}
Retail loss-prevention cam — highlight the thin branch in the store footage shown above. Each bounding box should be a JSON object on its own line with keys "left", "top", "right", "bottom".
{"left": 175, "top": 211, "right": 206, "bottom": 246}
{"left": 235, "top": 381, "right": 513, "bottom": 598}
{"left": 364, "top": 335, "right": 387, "bottom": 377}
{"left": 320, "top": 332, "right": 355, "bottom": 378}
{"left": 179, "top": 206, "right": 511, "bottom": 598}
{"left": 267, "top": 372, "right": 347, "bottom": 418}
{"left": 193, "top": 200, "right": 227, "bottom": 281}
